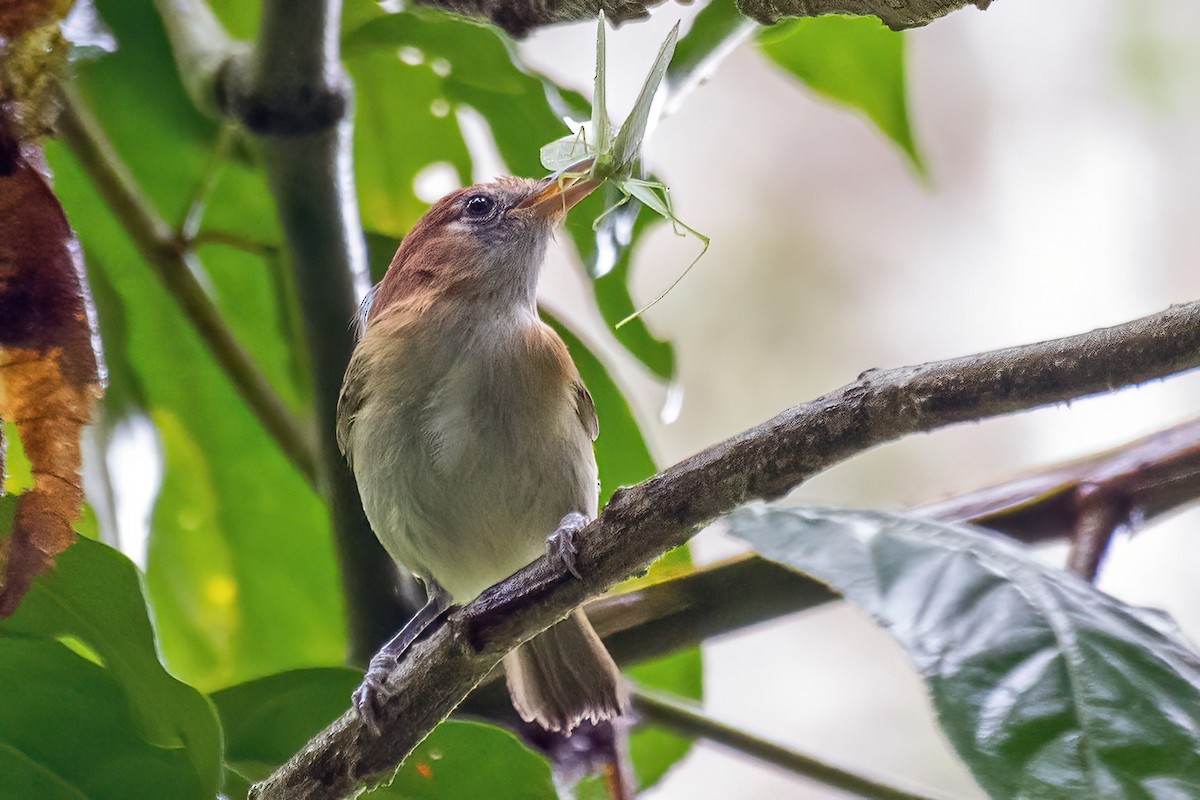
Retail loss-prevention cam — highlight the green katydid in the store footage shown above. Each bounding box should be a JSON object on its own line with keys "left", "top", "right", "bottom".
{"left": 539, "top": 13, "right": 710, "bottom": 326}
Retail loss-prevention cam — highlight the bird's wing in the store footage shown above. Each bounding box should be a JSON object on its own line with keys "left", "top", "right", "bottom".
{"left": 336, "top": 349, "right": 370, "bottom": 467}
{"left": 573, "top": 381, "right": 599, "bottom": 441}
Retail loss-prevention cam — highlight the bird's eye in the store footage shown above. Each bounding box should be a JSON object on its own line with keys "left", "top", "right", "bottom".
{"left": 463, "top": 194, "right": 496, "bottom": 219}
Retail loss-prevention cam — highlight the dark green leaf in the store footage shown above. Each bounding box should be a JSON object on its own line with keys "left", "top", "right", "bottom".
{"left": 758, "top": 15, "right": 922, "bottom": 169}
{"left": 728, "top": 505, "right": 1200, "bottom": 799}
{"left": 0, "top": 637, "right": 210, "bottom": 800}
{"left": 0, "top": 537, "right": 221, "bottom": 798}
{"left": 211, "top": 667, "right": 362, "bottom": 790}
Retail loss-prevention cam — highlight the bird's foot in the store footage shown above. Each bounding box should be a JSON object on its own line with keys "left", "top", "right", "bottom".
{"left": 353, "top": 649, "right": 399, "bottom": 737}
{"left": 548, "top": 511, "right": 588, "bottom": 580}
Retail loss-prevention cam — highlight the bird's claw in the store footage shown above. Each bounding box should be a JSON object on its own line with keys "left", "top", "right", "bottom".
{"left": 548, "top": 511, "right": 588, "bottom": 580}
{"left": 353, "top": 652, "right": 398, "bottom": 737}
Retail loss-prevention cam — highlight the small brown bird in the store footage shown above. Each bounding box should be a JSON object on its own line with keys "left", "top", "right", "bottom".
{"left": 336, "top": 160, "right": 626, "bottom": 734}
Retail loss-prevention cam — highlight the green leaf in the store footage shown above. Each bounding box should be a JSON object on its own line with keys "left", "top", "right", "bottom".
{"left": 0, "top": 538, "right": 221, "bottom": 798}
{"left": 0, "top": 637, "right": 211, "bottom": 800}
{"left": 728, "top": 505, "right": 1200, "bottom": 799}
{"left": 371, "top": 720, "right": 556, "bottom": 799}
{"left": 565, "top": 190, "right": 676, "bottom": 381}
{"left": 344, "top": 8, "right": 571, "bottom": 177}
{"left": 211, "top": 667, "right": 362, "bottom": 790}
{"left": 212, "top": 668, "right": 556, "bottom": 798}
{"left": 542, "top": 314, "right": 655, "bottom": 507}
{"left": 626, "top": 649, "right": 703, "bottom": 788}
{"left": 758, "top": 15, "right": 922, "bottom": 169}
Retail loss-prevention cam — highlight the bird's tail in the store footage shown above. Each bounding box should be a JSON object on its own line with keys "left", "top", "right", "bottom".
{"left": 503, "top": 608, "right": 627, "bottom": 732}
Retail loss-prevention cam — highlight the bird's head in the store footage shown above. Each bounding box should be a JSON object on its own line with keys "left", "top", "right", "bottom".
{"left": 366, "top": 160, "right": 599, "bottom": 323}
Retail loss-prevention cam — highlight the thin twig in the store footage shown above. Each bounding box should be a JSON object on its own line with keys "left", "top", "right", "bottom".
{"left": 179, "top": 122, "right": 236, "bottom": 241}
{"left": 632, "top": 685, "right": 952, "bottom": 800}
{"left": 251, "top": 300, "right": 1200, "bottom": 800}
{"left": 188, "top": 229, "right": 280, "bottom": 257}
{"left": 56, "top": 85, "right": 319, "bottom": 487}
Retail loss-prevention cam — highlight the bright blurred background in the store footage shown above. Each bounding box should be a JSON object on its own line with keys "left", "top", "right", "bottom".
{"left": 517, "top": 0, "right": 1200, "bottom": 795}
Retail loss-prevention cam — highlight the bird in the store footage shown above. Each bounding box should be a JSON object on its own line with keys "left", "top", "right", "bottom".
{"left": 336, "top": 158, "right": 627, "bottom": 736}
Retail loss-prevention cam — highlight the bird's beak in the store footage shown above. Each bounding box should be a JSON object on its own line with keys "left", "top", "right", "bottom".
{"left": 518, "top": 158, "right": 600, "bottom": 221}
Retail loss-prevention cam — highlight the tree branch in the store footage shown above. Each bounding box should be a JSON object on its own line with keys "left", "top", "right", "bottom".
{"left": 251, "top": 300, "right": 1200, "bottom": 800}
{"left": 412, "top": 0, "right": 993, "bottom": 37}
{"left": 734, "top": 0, "right": 993, "bottom": 30}
{"left": 55, "top": 85, "right": 319, "bottom": 487}
{"left": 631, "top": 686, "right": 951, "bottom": 800}
{"left": 913, "top": 415, "right": 1200, "bottom": 581}
{"left": 152, "top": 0, "right": 243, "bottom": 115}
{"left": 462, "top": 414, "right": 1200, "bottom": 725}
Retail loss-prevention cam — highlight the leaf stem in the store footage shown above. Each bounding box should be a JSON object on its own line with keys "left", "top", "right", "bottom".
{"left": 56, "top": 85, "right": 320, "bottom": 487}
{"left": 631, "top": 685, "right": 953, "bottom": 800}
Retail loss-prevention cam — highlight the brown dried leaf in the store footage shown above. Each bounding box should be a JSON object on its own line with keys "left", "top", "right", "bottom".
{"left": 0, "top": 129, "right": 103, "bottom": 616}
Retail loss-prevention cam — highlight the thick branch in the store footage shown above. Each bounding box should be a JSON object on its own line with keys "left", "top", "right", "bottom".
{"left": 55, "top": 85, "right": 319, "bottom": 486}
{"left": 252, "top": 301, "right": 1200, "bottom": 799}
{"left": 413, "top": 0, "right": 992, "bottom": 37}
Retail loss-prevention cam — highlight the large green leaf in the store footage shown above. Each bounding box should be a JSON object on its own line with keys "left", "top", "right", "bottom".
{"left": 0, "top": 537, "right": 221, "bottom": 798}
{"left": 728, "top": 505, "right": 1200, "bottom": 799}
{"left": 211, "top": 667, "right": 557, "bottom": 799}
{"left": 0, "top": 637, "right": 211, "bottom": 800}
{"left": 46, "top": 0, "right": 346, "bottom": 690}
{"left": 758, "top": 14, "right": 922, "bottom": 169}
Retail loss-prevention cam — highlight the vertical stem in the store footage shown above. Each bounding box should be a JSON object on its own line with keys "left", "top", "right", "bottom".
{"left": 241, "top": 0, "right": 418, "bottom": 662}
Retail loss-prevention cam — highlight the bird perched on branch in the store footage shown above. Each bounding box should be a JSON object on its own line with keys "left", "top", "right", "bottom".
{"left": 336, "top": 158, "right": 626, "bottom": 735}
